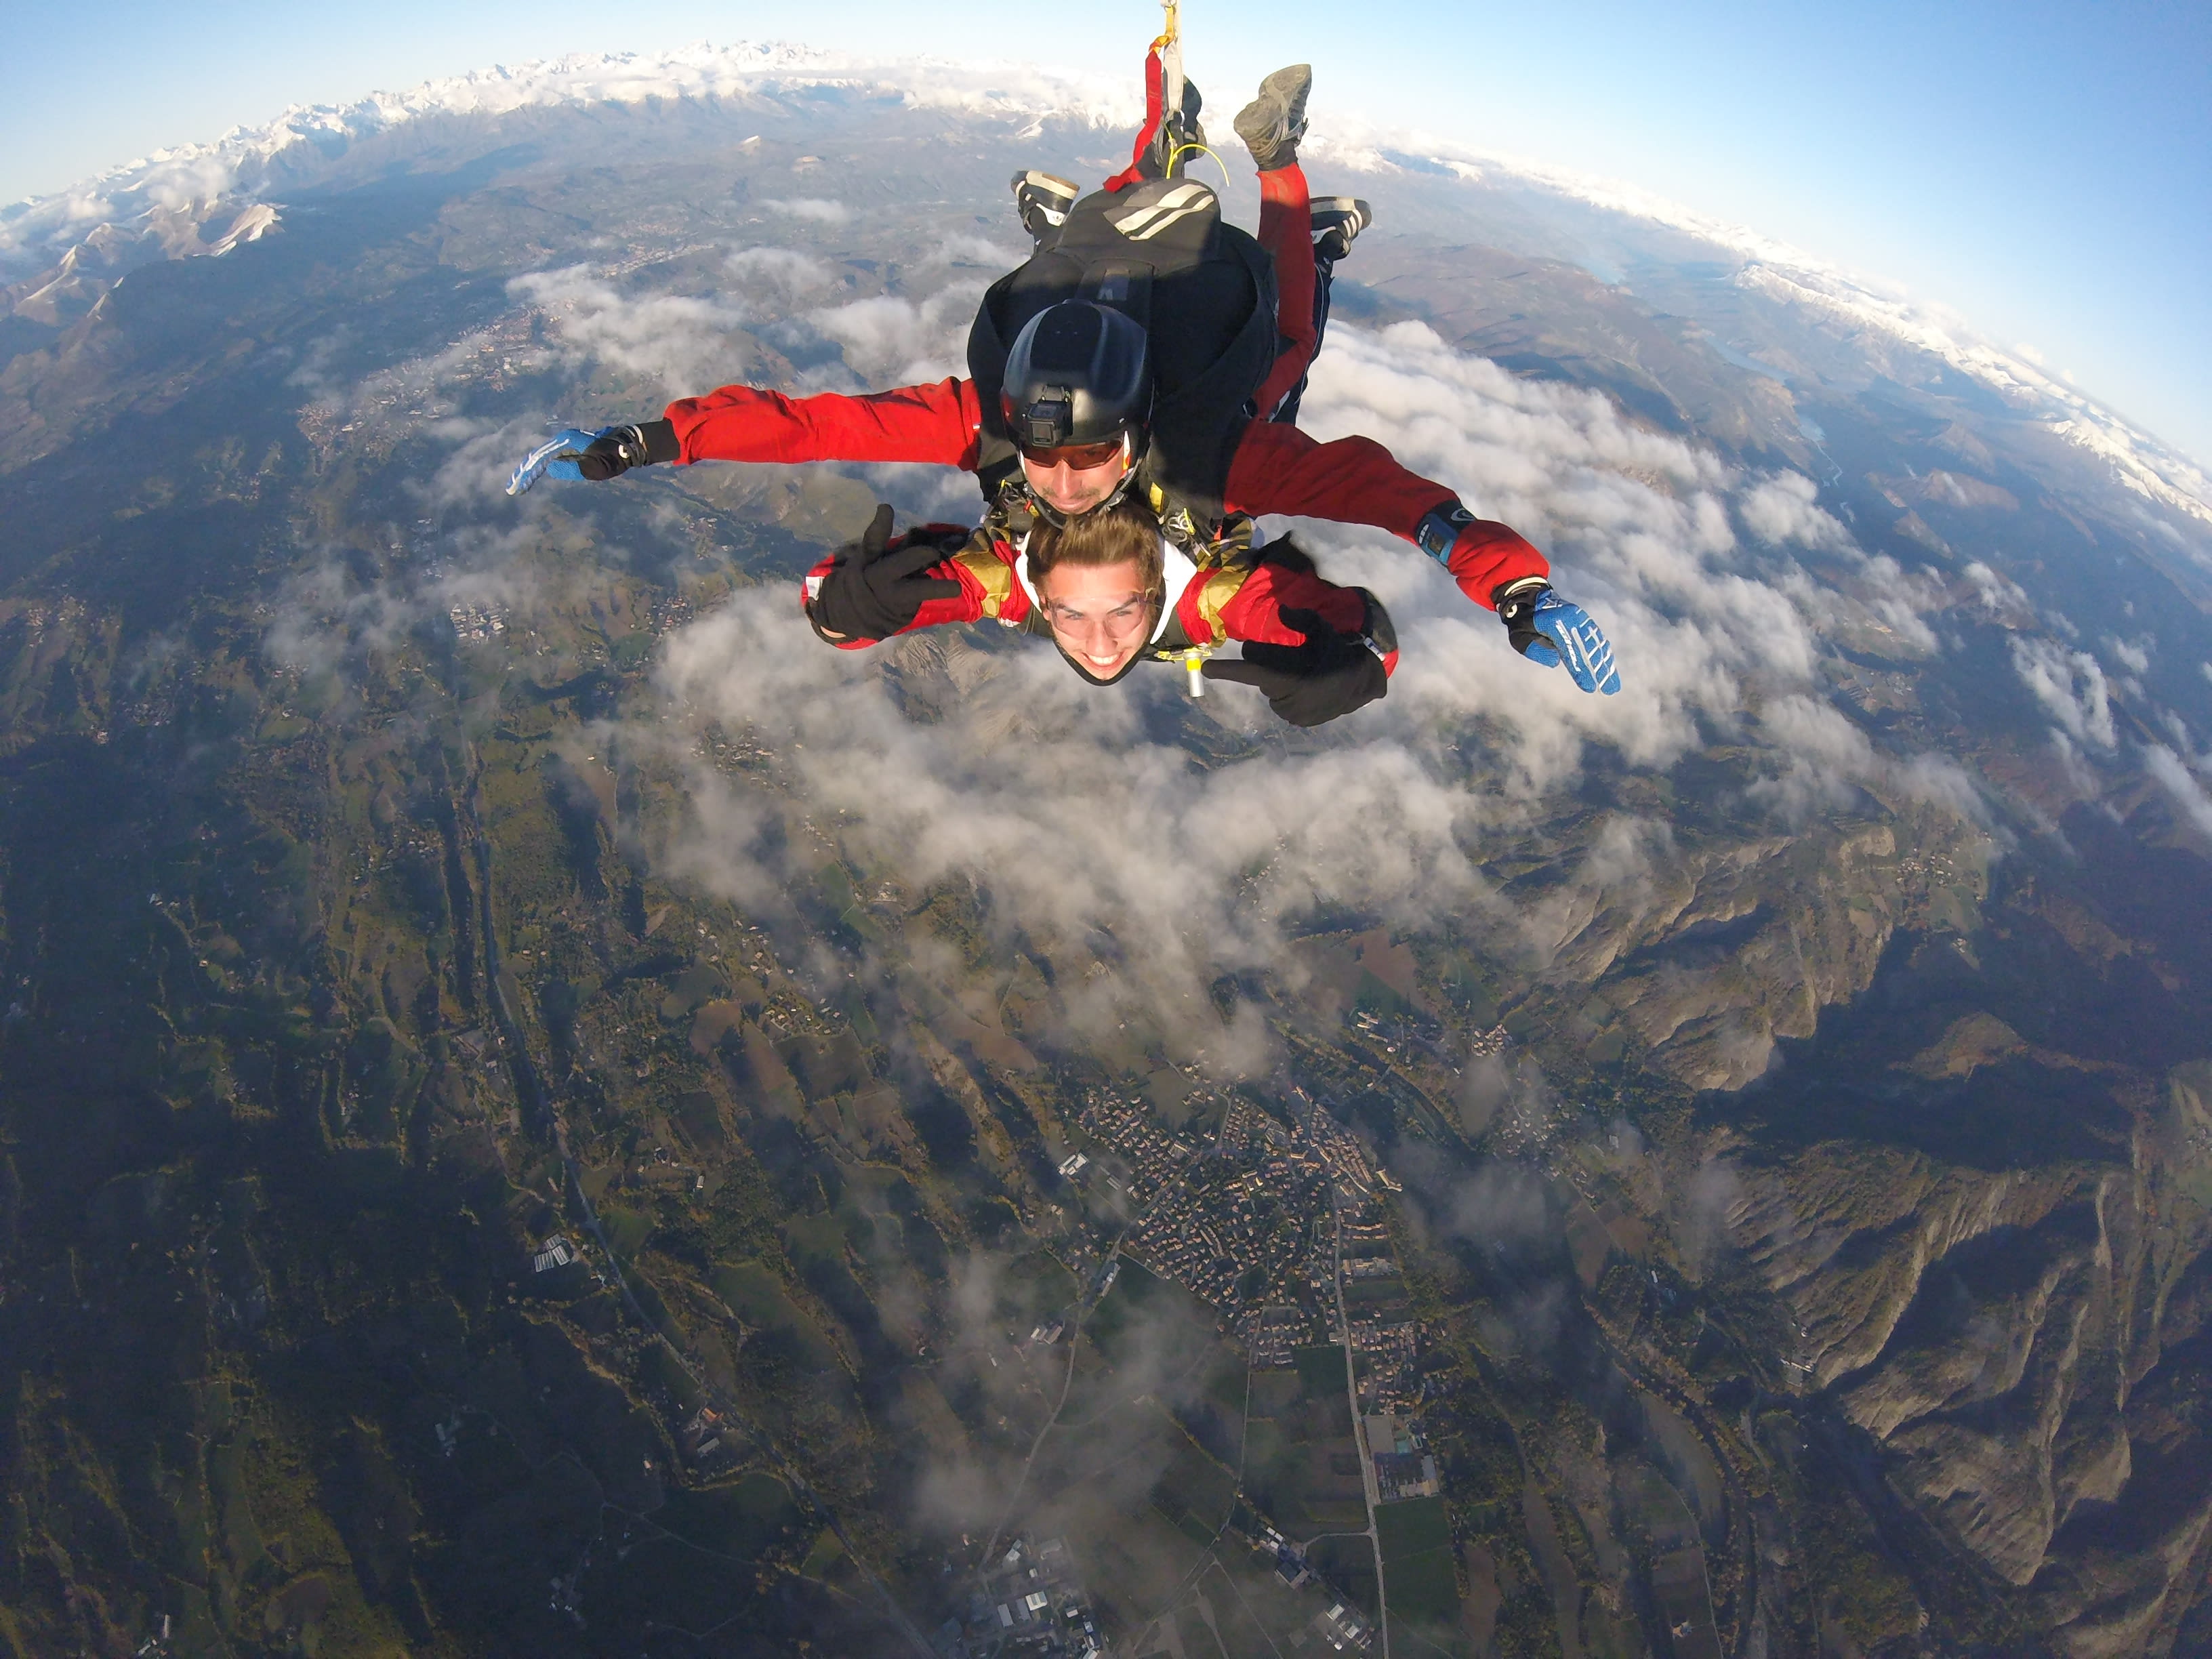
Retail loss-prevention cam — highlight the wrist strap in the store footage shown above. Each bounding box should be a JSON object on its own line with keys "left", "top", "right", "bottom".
{"left": 1493, "top": 576, "right": 1549, "bottom": 614}
{"left": 1414, "top": 501, "right": 1475, "bottom": 563}
{"left": 614, "top": 419, "right": 682, "bottom": 468}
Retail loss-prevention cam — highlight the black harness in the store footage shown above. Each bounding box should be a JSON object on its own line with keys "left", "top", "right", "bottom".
{"left": 967, "top": 178, "right": 1280, "bottom": 562}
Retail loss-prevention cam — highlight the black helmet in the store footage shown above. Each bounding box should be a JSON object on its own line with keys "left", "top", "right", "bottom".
{"left": 1000, "top": 301, "right": 1153, "bottom": 451}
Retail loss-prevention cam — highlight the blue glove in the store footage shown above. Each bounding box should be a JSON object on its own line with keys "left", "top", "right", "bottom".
{"left": 1495, "top": 585, "right": 1620, "bottom": 695}
{"left": 506, "top": 428, "right": 602, "bottom": 495}
{"left": 506, "top": 420, "right": 678, "bottom": 496}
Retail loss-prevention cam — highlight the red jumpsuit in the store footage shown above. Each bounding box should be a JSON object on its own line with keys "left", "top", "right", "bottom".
{"left": 663, "top": 159, "right": 1548, "bottom": 613}
{"left": 666, "top": 378, "right": 1542, "bottom": 611}
{"left": 803, "top": 525, "right": 1397, "bottom": 680}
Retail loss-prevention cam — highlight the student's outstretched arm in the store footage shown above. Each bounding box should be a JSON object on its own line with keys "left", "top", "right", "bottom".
{"left": 1223, "top": 422, "right": 1620, "bottom": 694}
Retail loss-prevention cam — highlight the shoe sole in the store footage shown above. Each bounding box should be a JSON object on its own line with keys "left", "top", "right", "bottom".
{"left": 1233, "top": 64, "right": 1312, "bottom": 163}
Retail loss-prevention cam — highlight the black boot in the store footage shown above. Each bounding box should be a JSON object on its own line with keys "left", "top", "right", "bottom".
{"left": 1233, "top": 65, "right": 1311, "bottom": 173}
{"left": 1310, "top": 197, "right": 1372, "bottom": 264}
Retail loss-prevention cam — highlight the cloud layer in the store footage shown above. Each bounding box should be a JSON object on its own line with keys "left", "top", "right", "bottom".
{"left": 253, "top": 203, "right": 2202, "bottom": 1085}
{"left": 619, "top": 293, "right": 1984, "bottom": 1068}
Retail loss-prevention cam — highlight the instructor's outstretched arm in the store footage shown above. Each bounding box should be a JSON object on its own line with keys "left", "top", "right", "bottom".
{"left": 506, "top": 421, "right": 680, "bottom": 495}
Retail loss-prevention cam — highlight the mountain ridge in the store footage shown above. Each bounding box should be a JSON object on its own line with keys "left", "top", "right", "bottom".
{"left": 5, "top": 40, "right": 2205, "bottom": 522}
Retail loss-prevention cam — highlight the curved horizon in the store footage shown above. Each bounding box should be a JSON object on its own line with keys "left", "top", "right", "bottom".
{"left": 6, "top": 38, "right": 2207, "bottom": 506}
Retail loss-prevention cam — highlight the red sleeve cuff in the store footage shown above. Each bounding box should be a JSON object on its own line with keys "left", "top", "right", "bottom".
{"left": 1447, "top": 521, "right": 1550, "bottom": 611}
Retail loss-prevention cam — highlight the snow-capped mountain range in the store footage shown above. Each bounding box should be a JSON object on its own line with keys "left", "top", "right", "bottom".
{"left": 4, "top": 39, "right": 2206, "bottom": 523}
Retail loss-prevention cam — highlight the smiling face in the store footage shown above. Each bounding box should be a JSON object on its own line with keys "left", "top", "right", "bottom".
{"left": 1019, "top": 435, "right": 1133, "bottom": 516}
{"left": 1034, "top": 558, "right": 1158, "bottom": 680}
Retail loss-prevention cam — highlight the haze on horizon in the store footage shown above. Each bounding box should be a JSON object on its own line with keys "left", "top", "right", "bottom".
{"left": 5, "top": 0, "right": 2207, "bottom": 470}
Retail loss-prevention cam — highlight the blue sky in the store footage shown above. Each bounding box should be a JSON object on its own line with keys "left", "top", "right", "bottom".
{"left": 5, "top": 0, "right": 2207, "bottom": 465}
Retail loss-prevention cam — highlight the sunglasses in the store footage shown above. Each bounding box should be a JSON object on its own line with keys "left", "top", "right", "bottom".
{"left": 1017, "top": 436, "right": 1129, "bottom": 470}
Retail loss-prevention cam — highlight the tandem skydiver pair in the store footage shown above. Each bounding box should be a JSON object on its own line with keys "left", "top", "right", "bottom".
{"left": 506, "top": 60, "right": 1622, "bottom": 726}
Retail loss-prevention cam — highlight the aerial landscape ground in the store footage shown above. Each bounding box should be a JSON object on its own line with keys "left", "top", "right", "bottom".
{"left": 1, "top": 48, "right": 2209, "bottom": 1659}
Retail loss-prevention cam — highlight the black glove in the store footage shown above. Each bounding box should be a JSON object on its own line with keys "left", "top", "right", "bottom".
{"left": 572, "top": 419, "right": 680, "bottom": 481}
{"left": 1201, "top": 602, "right": 1390, "bottom": 727}
{"left": 808, "top": 504, "right": 967, "bottom": 642}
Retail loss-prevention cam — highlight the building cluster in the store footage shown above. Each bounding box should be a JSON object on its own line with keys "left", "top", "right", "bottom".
{"left": 1248, "top": 1519, "right": 1309, "bottom": 1586}
{"left": 1212, "top": 1094, "right": 1290, "bottom": 1157}
{"left": 1485, "top": 1084, "right": 1568, "bottom": 1158}
{"left": 448, "top": 600, "right": 509, "bottom": 642}
{"left": 1313, "top": 1600, "right": 1374, "bottom": 1652}
{"left": 677, "top": 1404, "right": 735, "bottom": 1471}
{"left": 1361, "top": 1409, "right": 1440, "bottom": 1500}
{"left": 645, "top": 591, "right": 697, "bottom": 637}
{"left": 1338, "top": 1216, "right": 1391, "bottom": 1261}
{"left": 1895, "top": 849, "right": 1959, "bottom": 886}
{"left": 1348, "top": 1007, "right": 1450, "bottom": 1064}
{"left": 1235, "top": 1526, "right": 1373, "bottom": 1651}
{"left": 1466, "top": 1023, "right": 1511, "bottom": 1059}
{"left": 1332, "top": 1210, "right": 1426, "bottom": 1418}
{"left": 1073, "top": 1089, "right": 1196, "bottom": 1206}
{"left": 1122, "top": 1149, "right": 1318, "bottom": 1316}
{"left": 1286, "top": 1090, "right": 1379, "bottom": 1197}
{"left": 698, "top": 721, "right": 781, "bottom": 775}
{"left": 950, "top": 1537, "right": 1101, "bottom": 1658}
{"left": 1071, "top": 1084, "right": 1395, "bottom": 1338}
{"left": 1349, "top": 1315, "right": 1421, "bottom": 1415}
{"left": 1247, "top": 1303, "right": 1310, "bottom": 1369}
{"left": 1112, "top": 1093, "right": 1369, "bottom": 1320}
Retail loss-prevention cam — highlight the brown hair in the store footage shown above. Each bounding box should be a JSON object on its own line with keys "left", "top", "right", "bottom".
{"left": 1026, "top": 500, "right": 1165, "bottom": 601}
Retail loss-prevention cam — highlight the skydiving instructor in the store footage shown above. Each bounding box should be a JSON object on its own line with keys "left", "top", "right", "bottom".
{"left": 507, "top": 64, "right": 1622, "bottom": 710}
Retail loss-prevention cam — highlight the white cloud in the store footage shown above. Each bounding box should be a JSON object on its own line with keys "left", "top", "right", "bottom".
{"left": 2104, "top": 635, "right": 2150, "bottom": 675}
{"left": 1748, "top": 695, "right": 1878, "bottom": 823}
{"left": 724, "top": 245, "right": 835, "bottom": 300}
{"left": 2046, "top": 731, "right": 2102, "bottom": 800}
{"left": 1893, "top": 754, "right": 1992, "bottom": 826}
{"left": 264, "top": 556, "right": 417, "bottom": 678}
{"left": 924, "top": 232, "right": 1027, "bottom": 270}
{"left": 2009, "top": 635, "right": 2116, "bottom": 750}
{"left": 1963, "top": 560, "right": 2033, "bottom": 622}
{"left": 509, "top": 265, "right": 754, "bottom": 394}
{"left": 806, "top": 285, "right": 987, "bottom": 387}
{"left": 657, "top": 598, "right": 1502, "bottom": 1071}
{"left": 762, "top": 197, "right": 853, "bottom": 224}
{"left": 1740, "top": 472, "right": 1852, "bottom": 552}
{"left": 1285, "top": 318, "right": 1834, "bottom": 743}
{"left": 622, "top": 316, "right": 1996, "bottom": 1072}
{"left": 2143, "top": 745, "right": 2212, "bottom": 842}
